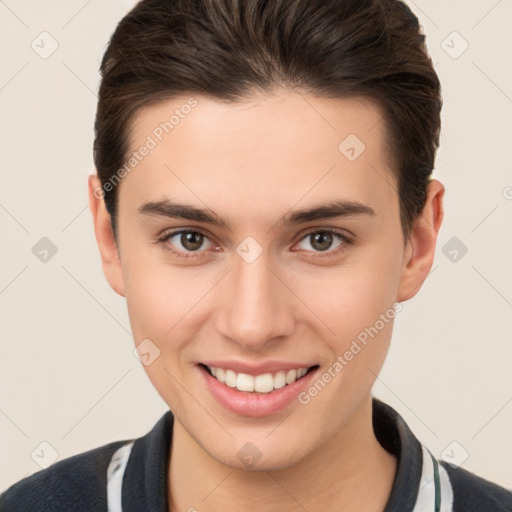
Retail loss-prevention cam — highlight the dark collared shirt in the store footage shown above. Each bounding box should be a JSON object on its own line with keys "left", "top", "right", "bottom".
{"left": 1, "top": 398, "right": 511, "bottom": 511}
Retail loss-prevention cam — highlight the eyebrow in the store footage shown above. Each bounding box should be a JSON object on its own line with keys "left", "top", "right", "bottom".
{"left": 138, "top": 199, "right": 376, "bottom": 230}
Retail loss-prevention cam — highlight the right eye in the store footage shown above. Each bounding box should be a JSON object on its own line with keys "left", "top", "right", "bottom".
{"left": 157, "top": 229, "right": 219, "bottom": 259}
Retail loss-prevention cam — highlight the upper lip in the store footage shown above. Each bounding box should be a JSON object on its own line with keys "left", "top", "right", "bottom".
{"left": 200, "top": 360, "right": 318, "bottom": 376}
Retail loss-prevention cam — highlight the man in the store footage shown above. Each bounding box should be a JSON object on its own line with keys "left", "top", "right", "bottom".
{"left": 1, "top": 0, "right": 511, "bottom": 511}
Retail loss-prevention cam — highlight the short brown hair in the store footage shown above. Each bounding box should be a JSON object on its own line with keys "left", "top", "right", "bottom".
{"left": 93, "top": 0, "right": 442, "bottom": 242}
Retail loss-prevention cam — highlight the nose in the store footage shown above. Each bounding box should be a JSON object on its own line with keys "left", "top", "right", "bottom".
{"left": 216, "top": 249, "right": 295, "bottom": 350}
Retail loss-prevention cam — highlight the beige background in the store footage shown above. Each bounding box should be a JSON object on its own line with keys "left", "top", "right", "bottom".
{"left": 1, "top": 0, "right": 511, "bottom": 493}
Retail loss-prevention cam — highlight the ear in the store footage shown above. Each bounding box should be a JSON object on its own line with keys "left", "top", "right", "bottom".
{"left": 88, "top": 174, "right": 125, "bottom": 297}
{"left": 397, "top": 179, "right": 445, "bottom": 302}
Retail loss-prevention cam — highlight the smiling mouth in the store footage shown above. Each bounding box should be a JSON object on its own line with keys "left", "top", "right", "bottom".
{"left": 199, "top": 363, "right": 319, "bottom": 394}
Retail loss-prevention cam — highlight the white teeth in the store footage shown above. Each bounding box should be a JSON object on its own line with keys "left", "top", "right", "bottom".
{"left": 273, "top": 371, "right": 286, "bottom": 389}
{"left": 206, "top": 365, "right": 311, "bottom": 393}
{"left": 216, "top": 367, "right": 226, "bottom": 383}
{"left": 254, "top": 373, "right": 274, "bottom": 393}
{"left": 285, "top": 369, "right": 297, "bottom": 384}
{"left": 225, "top": 369, "right": 237, "bottom": 388}
{"left": 236, "top": 373, "right": 254, "bottom": 392}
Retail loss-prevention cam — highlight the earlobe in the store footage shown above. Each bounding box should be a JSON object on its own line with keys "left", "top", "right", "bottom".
{"left": 88, "top": 174, "right": 126, "bottom": 297}
{"left": 397, "top": 179, "right": 445, "bottom": 302}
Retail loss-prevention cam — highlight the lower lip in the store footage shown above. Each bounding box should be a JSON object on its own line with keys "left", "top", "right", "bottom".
{"left": 198, "top": 365, "right": 319, "bottom": 417}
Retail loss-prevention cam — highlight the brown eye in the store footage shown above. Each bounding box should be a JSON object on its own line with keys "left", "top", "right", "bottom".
{"left": 309, "top": 232, "right": 334, "bottom": 251}
{"left": 298, "top": 231, "right": 342, "bottom": 252}
{"left": 179, "top": 231, "right": 204, "bottom": 251}
{"left": 294, "top": 229, "right": 352, "bottom": 257}
{"left": 158, "top": 229, "right": 216, "bottom": 259}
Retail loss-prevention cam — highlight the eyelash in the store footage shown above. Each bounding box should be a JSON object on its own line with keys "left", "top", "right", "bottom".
{"left": 156, "top": 228, "right": 354, "bottom": 260}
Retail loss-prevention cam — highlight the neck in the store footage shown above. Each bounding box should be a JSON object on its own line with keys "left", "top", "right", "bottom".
{"left": 167, "top": 395, "right": 397, "bottom": 512}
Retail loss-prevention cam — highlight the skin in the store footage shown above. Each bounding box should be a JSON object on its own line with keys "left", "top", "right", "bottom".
{"left": 88, "top": 89, "right": 444, "bottom": 511}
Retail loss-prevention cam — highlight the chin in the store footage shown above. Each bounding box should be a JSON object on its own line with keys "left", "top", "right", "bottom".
{"left": 207, "top": 440, "right": 309, "bottom": 473}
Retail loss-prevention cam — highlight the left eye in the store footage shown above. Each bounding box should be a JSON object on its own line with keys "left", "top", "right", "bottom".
{"left": 296, "top": 231, "right": 347, "bottom": 253}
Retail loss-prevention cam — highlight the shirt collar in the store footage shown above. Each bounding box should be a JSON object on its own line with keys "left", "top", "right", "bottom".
{"left": 373, "top": 398, "right": 424, "bottom": 511}
{"left": 119, "top": 398, "right": 426, "bottom": 512}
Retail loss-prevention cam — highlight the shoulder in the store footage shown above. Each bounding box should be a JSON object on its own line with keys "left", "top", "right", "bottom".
{"left": 441, "top": 461, "right": 512, "bottom": 512}
{"left": 0, "top": 439, "right": 132, "bottom": 512}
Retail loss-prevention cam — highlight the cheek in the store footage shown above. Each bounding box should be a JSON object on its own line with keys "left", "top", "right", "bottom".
{"left": 298, "top": 259, "right": 400, "bottom": 337}
{"left": 123, "top": 255, "right": 221, "bottom": 392}
{"left": 123, "top": 259, "right": 210, "bottom": 413}
{"left": 294, "top": 248, "right": 401, "bottom": 376}
{"left": 123, "top": 253, "right": 206, "bottom": 337}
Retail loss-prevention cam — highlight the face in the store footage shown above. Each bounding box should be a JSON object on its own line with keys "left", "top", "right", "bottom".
{"left": 92, "top": 89, "right": 438, "bottom": 471}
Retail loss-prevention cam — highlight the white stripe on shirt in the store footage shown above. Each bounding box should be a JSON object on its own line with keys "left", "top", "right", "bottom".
{"left": 107, "top": 442, "right": 134, "bottom": 512}
{"left": 438, "top": 462, "right": 454, "bottom": 512}
{"left": 412, "top": 444, "right": 454, "bottom": 512}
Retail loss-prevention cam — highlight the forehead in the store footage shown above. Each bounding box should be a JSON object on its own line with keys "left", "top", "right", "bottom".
{"left": 121, "top": 90, "right": 397, "bottom": 226}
